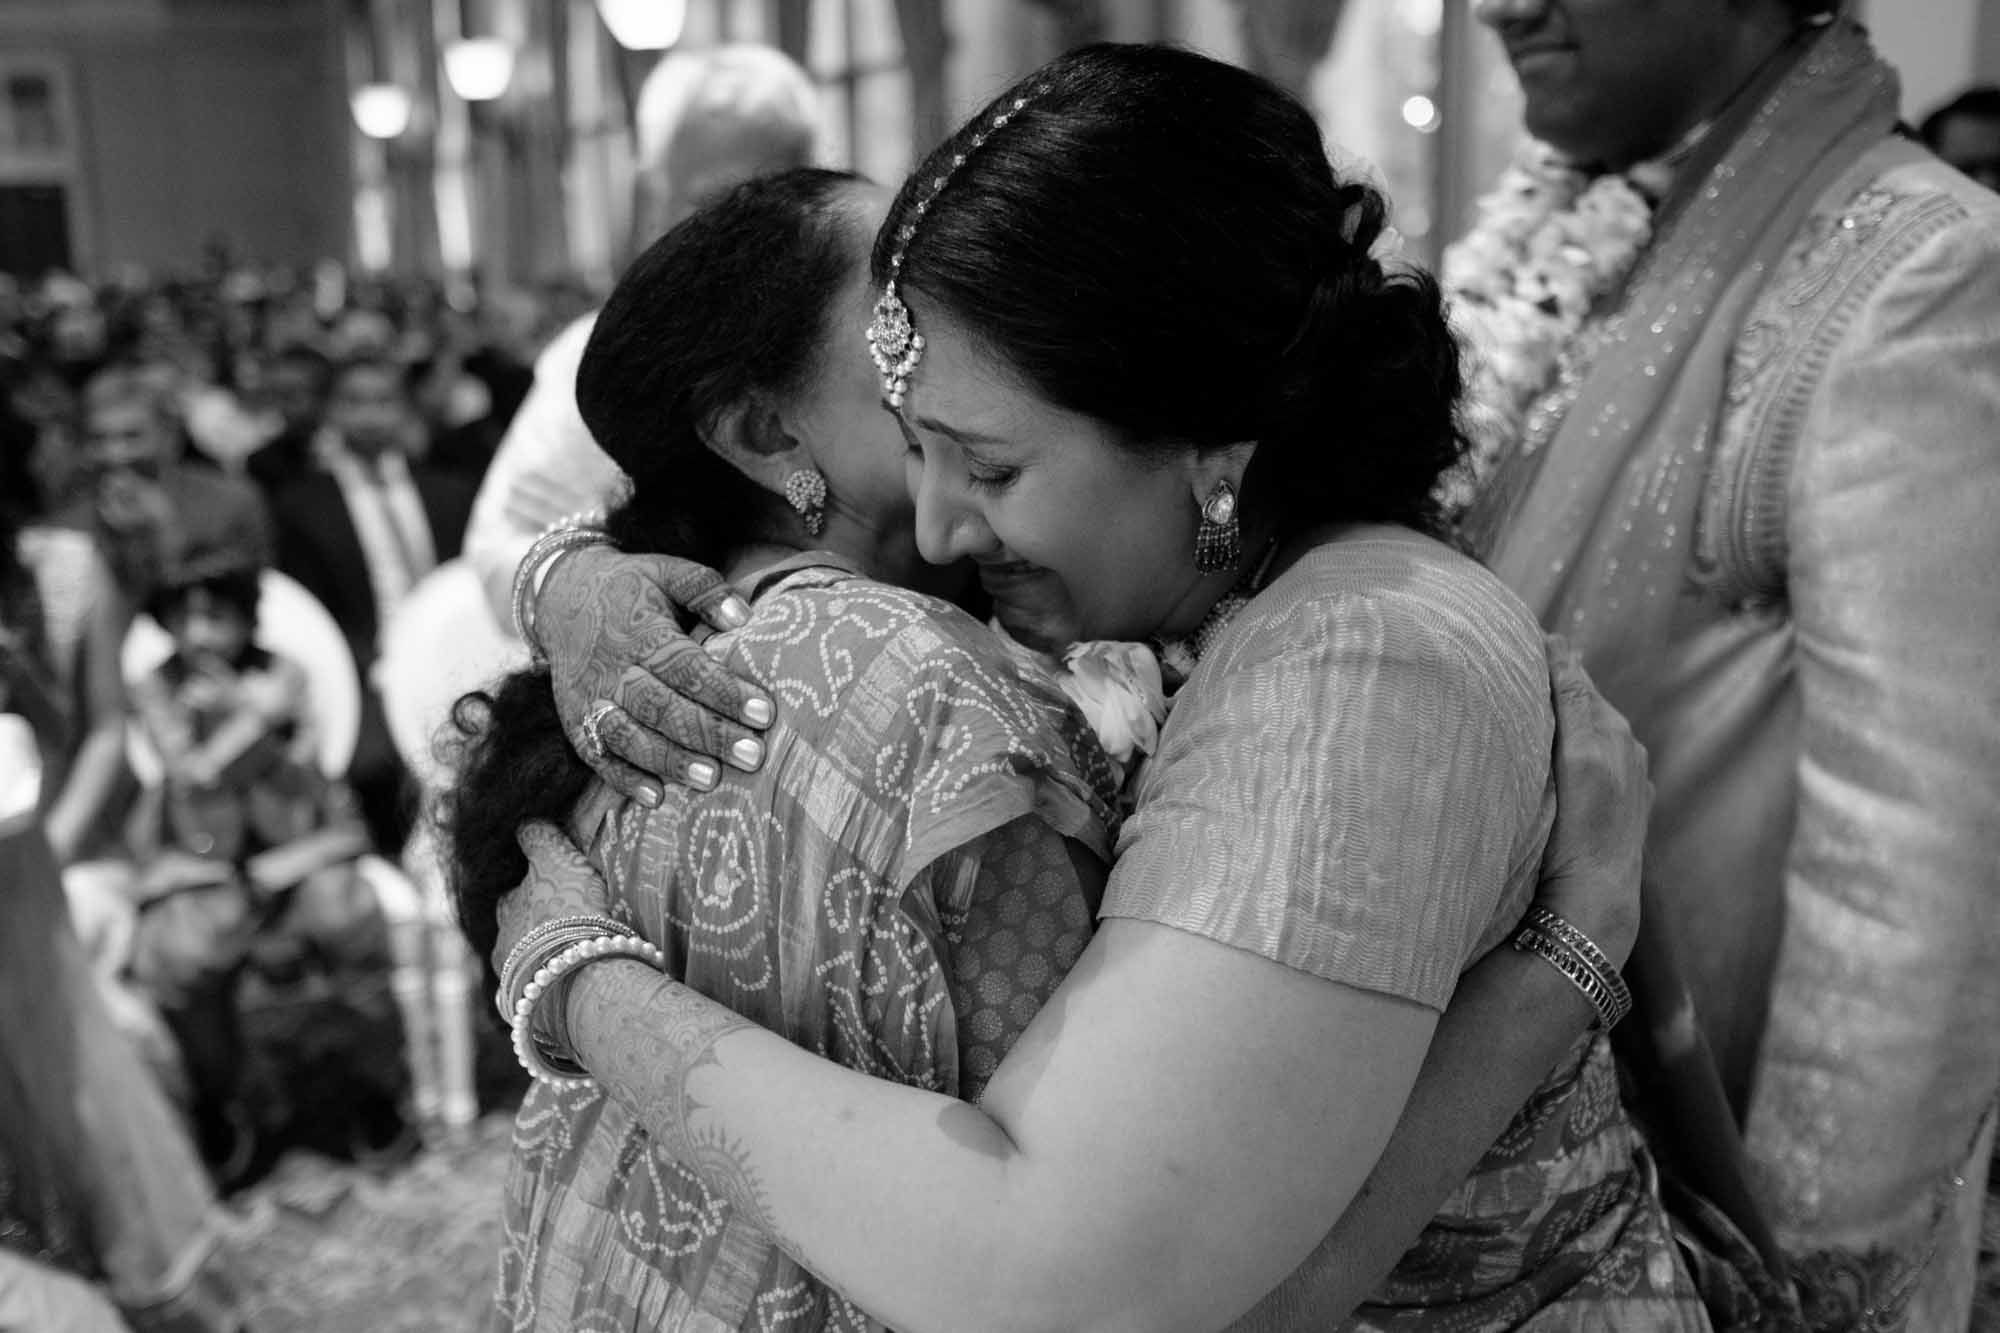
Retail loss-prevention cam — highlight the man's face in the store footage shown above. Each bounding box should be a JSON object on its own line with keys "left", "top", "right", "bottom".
{"left": 327, "top": 364, "right": 409, "bottom": 458}
{"left": 1934, "top": 113, "right": 2000, "bottom": 191}
{"left": 1475, "top": 0, "right": 1757, "bottom": 169}
{"left": 83, "top": 400, "right": 169, "bottom": 481}
{"left": 266, "top": 358, "right": 326, "bottom": 431}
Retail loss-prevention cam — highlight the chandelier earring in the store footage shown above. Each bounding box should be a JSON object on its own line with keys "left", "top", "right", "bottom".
{"left": 1193, "top": 481, "right": 1243, "bottom": 573}
{"left": 784, "top": 467, "right": 828, "bottom": 537}
{"left": 865, "top": 81, "right": 1055, "bottom": 409}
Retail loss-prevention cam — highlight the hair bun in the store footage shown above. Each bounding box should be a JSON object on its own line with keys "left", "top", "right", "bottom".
{"left": 1331, "top": 180, "right": 1390, "bottom": 263}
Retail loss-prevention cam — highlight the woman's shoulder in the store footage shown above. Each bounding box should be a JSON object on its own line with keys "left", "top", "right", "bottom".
{"left": 720, "top": 566, "right": 1118, "bottom": 877}
{"left": 737, "top": 567, "right": 1117, "bottom": 807}
{"left": 742, "top": 567, "right": 1024, "bottom": 683}
{"left": 1110, "top": 532, "right": 1555, "bottom": 1006}
{"left": 1200, "top": 530, "right": 1551, "bottom": 716}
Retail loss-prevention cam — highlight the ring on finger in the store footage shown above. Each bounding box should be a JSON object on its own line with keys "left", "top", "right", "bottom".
{"left": 577, "top": 701, "right": 618, "bottom": 766}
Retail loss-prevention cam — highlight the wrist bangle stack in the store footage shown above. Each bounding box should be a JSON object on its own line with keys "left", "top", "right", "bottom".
{"left": 497, "top": 911, "right": 668, "bottom": 1088}
{"left": 511, "top": 512, "right": 612, "bottom": 664}
{"left": 510, "top": 933, "right": 668, "bottom": 1089}
{"left": 1511, "top": 904, "right": 1634, "bottom": 1029}
{"left": 495, "top": 912, "right": 634, "bottom": 1022}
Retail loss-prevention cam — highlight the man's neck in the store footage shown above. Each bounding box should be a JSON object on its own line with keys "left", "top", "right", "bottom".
{"left": 1610, "top": 11, "right": 1806, "bottom": 173}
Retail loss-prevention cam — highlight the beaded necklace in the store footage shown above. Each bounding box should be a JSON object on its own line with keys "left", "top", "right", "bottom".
{"left": 1152, "top": 538, "right": 1281, "bottom": 687}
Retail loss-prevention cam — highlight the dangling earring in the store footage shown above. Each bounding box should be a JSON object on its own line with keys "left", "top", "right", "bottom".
{"left": 1193, "top": 480, "right": 1242, "bottom": 572}
{"left": 784, "top": 468, "right": 828, "bottom": 537}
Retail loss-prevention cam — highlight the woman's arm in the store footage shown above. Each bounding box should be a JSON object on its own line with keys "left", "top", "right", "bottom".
{"left": 521, "top": 628, "right": 1641, "bottom": 1331}
{"left": 1136, "top": 633, "right": 1652, "bottom": 1324}
{"left": 563, "top": 909, "right": 1433, "bottom": 1333}
{"left": 42, "top": 554, "right": 128, "bottom": 863}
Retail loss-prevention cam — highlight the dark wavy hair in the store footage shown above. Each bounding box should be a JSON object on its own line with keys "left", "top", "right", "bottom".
{"left": 441, "top": 167, "right": 869, "bottom": 970}
{"left": 875, "top": 43, "right": 1467, "bottom": 541}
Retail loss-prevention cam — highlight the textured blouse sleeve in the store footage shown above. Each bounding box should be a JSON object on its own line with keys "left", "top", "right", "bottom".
{"left": 1102, "top": 577, "right": 1552, "bottom": 1011}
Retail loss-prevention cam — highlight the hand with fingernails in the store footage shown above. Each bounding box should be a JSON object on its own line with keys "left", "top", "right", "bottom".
{"left": 537, "top": 545, "right": 774, "bottom": 806}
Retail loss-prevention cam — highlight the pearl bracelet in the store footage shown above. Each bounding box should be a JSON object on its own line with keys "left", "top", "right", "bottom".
{"left": 496, "top": 913, "right": 636, "bottom": 1022}
{"left": 510, "top": 932, "right": 668, "bottom": 1089}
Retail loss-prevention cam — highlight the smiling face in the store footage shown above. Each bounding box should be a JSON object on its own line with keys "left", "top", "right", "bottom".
{"left": 1474, "top": 0, "right": 1792, "bottom": 169}
{"left": 891, "top": 296, "right": 1238, "bottom": 652}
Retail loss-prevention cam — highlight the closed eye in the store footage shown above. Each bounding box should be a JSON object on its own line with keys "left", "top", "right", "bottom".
{"left": 965, "top": 463, "right": 1019, "bottom": 493}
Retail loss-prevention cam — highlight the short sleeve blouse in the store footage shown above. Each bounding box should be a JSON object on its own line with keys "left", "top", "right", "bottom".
{"left": 1102, "top": 535, "right": 1557, "bottom": 1010}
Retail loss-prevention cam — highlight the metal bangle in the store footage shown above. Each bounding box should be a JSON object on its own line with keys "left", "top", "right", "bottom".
{"left": 511, "top": 514, "right": 612, "bottom": 658}
{"left": 1521, "top": 905, "right": 1629, "bottom": 1003}
{"left": 1511, "top": 917, "right": 1633, "bottom": 1029}
{"left": 495, "top": 913, "right": 636, "bottom": 1022}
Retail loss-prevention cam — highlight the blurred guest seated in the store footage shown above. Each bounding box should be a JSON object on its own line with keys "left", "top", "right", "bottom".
{"left": 272, "top": 354, "right": 475, "bottom": 851}
{"left": 124, "top": 523, "right": 394, "bottom": 1184}
{"left": 241, "top": 342, "right": 332, "bottom": 495}
{"left": 2, "top": 537, "right": 249, "bottom": 1330}
{"left": 1920, "top": 85, "right": 2000, "bottom": 191}
{"left": 413, "top": 299, "right": 536, "bottom": 485}
{"left": 53, "top": 366, "right": 270, "bottom": 609}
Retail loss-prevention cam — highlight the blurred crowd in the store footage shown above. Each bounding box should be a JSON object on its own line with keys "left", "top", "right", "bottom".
{"left": 0, "top": 254, "right": 595, "bottom": 1186}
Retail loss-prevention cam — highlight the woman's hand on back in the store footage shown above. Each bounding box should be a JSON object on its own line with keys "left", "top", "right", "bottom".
{"left": 492, "top": 820, "right": 614, "bottom": 975}
{"left": 1536, "top": 637, "right": 1649, "bottom": 969}
{"left": 536, "top": 545, "right": 776, "bottom": 804}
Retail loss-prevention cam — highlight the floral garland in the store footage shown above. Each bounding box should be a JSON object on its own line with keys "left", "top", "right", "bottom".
{"left": 1439, "top": 140, "right": 1673, "bottom": 511}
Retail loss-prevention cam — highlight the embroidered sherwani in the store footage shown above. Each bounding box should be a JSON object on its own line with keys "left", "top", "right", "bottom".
{"left": 1471, "top": 27, "right": 2000, "bottom": 1325}
{"left": 1666, "top": 144, "right": 2000, "bottom": 1329}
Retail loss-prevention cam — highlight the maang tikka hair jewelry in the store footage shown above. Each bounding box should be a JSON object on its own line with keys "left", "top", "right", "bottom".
{"left": 784, "top": 467, "right": 828, "bottom": 536}
{"left": 1193, "top": 480, "right": 1243, "bottom": 573}
{"left": 867, "top": 82, "right": 1055, "bottom": 409}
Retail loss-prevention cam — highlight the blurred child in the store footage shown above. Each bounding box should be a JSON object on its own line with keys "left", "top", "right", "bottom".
{"left": 126, "top": 534, "right": 395, "bottom": 1180}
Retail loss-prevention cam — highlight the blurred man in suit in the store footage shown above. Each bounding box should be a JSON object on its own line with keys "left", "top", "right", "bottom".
{"left": 272, "top": 355, "right": 475, "bottom": 851}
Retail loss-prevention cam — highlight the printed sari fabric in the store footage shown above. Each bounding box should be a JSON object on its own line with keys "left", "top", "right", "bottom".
{"left": 492, "top": 561, "right": 1118, "bottom": 1331}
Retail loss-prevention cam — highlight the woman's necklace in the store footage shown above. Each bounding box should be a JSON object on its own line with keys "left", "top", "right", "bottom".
{"left": 1151, "top": 538, "right": 1282, "bottom": 687}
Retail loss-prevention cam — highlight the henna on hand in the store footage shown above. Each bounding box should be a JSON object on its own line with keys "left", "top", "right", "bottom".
{"left": 564, "top": 959, "right": 787, "bottom": 1241}
{"left": 536, "top": 547, "right": 773, "bottom": 796}
{"left": 1535, "top": 636, "right": 1648, "bottom": 967}
{"left": 492, "top": 819, "right": 616, "bottom": 973}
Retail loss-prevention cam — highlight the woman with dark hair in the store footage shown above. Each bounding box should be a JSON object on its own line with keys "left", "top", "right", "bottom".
{"left": 483, "top": 47, "right": 1716, "bottom": 1332}
{"left": 446, "top": 168, "right": 1124, "bottom": 1328}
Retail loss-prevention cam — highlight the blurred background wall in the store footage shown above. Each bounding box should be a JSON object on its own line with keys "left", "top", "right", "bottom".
{"left": 0, "top": 0, "right": 1993, "bottom": 289}
{"left": 0, "top": 0, "right": 349, "bottom": 278}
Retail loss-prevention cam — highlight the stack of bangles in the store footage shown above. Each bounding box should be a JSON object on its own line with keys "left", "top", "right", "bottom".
{"left": 1510, "top": 903, "right": 1634, "bottom": 1029}
{"left": 495, "top": 913, "right": 667, "bottom": 1088}
{"left": 511, "top": 511, "right": 613, "bottom": 666}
